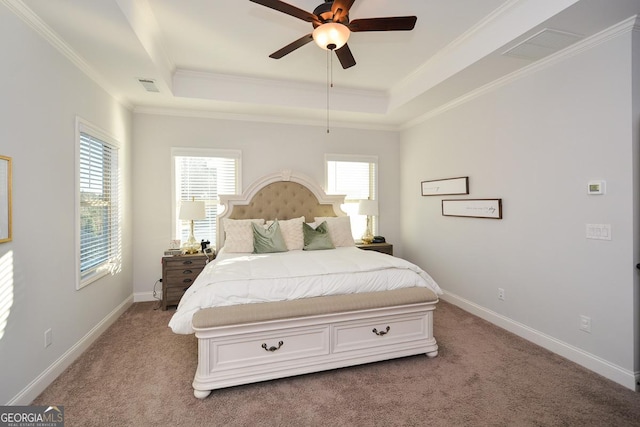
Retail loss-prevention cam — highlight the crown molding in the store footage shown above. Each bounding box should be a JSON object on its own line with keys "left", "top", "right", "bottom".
{"left": 173, "top": 69, "right": 388, "bottom": 115}
{"left": 401, "top": 15, "right": 640, "bottom": 130}
{"left": 114, "top": 0, "right": 175, "bottom": 94}
{"left": 2, "top": 0, "right": 132, "bottom": 110}
{"left": 390, "top": 0, "right": 582, "bottom": 111}
{"left": 133, "top": 106, "right": 400, "bottom": 132}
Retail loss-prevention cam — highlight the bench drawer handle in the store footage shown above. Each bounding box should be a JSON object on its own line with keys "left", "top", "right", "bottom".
{"left": 372, "top": 326, "right": 390, "bottom": 336}
{"left": 261, "top": 341, "right": 284, "bottom": 352}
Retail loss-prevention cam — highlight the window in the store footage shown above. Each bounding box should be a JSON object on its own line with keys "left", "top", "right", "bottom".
{"left": 325, "top": 154, "right": 377, "bottom": 240}
{"left": 172, "top": 149, "right": 241, "bottom": 248}
{"left": 76, "top": 118, "right": 121, "bottom": 289}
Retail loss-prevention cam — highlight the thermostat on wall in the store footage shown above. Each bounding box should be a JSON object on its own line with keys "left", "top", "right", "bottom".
{"left": 587, "top": 180, "right": 605, "bottom": 195}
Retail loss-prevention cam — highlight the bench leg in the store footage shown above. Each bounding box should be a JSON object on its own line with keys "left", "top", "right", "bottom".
{"left": 194, "top": 389, "right": 211, "bottom": 399}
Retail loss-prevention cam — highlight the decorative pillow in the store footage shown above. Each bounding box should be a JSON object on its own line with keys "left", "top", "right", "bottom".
{"left": 266, "top": 216, "right": 304, "bottom": 250}
{"left": 303, "top": 221, "right": 335, "bottom": 251}
{"left": 252, "top": 220, "right": 288, "bottom": 254}
{"left": 223, "top": 218, "right": 265, "bottom": 253}
{"left": 314, "top": 216, "right": 355, "bottom": 247}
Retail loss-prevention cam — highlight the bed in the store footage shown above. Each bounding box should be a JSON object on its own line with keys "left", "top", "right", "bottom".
{"left": 169, "top": 170, "right": 441, "bottom": 398}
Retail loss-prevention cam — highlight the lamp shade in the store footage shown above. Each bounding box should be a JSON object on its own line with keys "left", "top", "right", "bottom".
{"left": 179, "top": 200, "right": 206, "bottom": 220}
{"left": 312, "top": 22, "right": 350, "bottom": 50}
{"left": 358, "top": 199, "right": 379, "bottom": 216}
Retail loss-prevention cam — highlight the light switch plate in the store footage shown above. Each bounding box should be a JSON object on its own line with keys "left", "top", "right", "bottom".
{"left": 586, "top": 224, "right": 611, "bottom": 240}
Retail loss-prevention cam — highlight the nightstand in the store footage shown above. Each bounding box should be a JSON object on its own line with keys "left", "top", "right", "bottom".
{"left": 356, "top": 242, "right": 393, "bottom": 256}
{"left": 161, "top": 253, "right": 209, "bottom": 310}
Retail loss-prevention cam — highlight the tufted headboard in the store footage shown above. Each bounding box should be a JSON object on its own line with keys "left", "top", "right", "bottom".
{"left": 216, "top": 170, "right": 346, "bottom": 250}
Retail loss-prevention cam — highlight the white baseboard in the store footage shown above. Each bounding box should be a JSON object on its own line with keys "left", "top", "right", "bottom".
{"left": 134, "top": 291, "right": 161, "bottom": 303}
{"left": 8, "top": 295, "right": 134, "bottom": 405}
{"left": 441, "top": 290, "right": 638, "bottom": 391}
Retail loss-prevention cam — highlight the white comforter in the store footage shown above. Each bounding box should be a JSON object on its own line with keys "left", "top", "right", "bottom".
{"left": 168, "top": 247, "right": 442, "bottom": 334}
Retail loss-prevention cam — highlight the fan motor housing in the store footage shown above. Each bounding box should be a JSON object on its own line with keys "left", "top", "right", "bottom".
{"left": 312, "top": 1, "right": 349, "bottom": 27}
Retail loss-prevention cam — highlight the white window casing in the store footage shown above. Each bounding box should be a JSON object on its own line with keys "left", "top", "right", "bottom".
{"left": 325, "top": 154, "right": 378, "bottom": 240}
{"left": 171, "top": 148, "right": 241, "bottom": 249}
{"left": 75, "top": 117, "right": 122, "bottom": 290}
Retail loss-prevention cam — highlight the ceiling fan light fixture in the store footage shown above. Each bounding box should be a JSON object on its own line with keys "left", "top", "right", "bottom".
{"left": 312, "top": 22, "right": 350, "bottom": 50}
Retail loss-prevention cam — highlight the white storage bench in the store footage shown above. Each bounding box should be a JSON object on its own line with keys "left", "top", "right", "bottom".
{"left": 191, "top": 287, "right": 439, "bottom": 398}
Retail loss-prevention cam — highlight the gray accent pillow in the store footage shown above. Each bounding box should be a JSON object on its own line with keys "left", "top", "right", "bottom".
{"left": 303, "top": 221, "right": 335, "bottom": 251}
{"left": 252, "top": 220, "right": 288, "bottom": 253}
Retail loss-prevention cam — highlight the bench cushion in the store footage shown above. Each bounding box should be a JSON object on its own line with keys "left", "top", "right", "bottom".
{"left": 192, "top": 287, "right": 438, "bottom": 329}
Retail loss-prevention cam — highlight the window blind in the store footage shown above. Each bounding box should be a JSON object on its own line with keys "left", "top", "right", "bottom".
{"left": 326, "top": 156, "right": 377, "bottom": 239}
{"left": 79, "top": 131, "right": 120, "bottom": 286}
{"left": 174, "top": 152, "right": 240, "bottom": 247}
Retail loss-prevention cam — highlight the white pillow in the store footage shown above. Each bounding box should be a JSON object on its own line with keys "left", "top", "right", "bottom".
{"left": 266, "top": 216, "right": 304, "bottom": 250}
{"left": 223, "top": 218, "right": 265, "bottom": 252}
{"left": 314, "top": 216, "right": 355, "bottom": 247}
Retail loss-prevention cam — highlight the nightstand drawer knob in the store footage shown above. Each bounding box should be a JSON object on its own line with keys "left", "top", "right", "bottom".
{"left": 183, "top": 260, "right": 193, "bottom": 265}
{"left": 183, "top": 278, "right": 193, "bottom": 284}
{"left": 183, "top": 269, "right": 192, "bottom": 274}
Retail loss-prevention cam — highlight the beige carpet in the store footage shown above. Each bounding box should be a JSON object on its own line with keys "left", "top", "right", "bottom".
{"left": 33, "top": 300, "right": 640, "bottom": 426}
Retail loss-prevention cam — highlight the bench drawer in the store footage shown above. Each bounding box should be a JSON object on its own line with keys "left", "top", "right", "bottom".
{"left": 210, "top": 326, "right": 330, "bottom": 371}
{"left": 332, "top": 313, "right": 429, "bottom": 354}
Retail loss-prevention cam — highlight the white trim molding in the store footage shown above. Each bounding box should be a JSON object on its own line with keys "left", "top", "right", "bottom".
{"left": 441, "top": 290, "right": 638, "bottom": 391}
{"left": 7, "top": 295, "right": 134, "bottom": 405}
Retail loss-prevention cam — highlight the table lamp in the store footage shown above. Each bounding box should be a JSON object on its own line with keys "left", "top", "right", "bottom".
{"left": 358, "top": 199, "right": 378, "bottom": 244}
{"left": 179, "top": 198, "right": 206, "bottom": 254}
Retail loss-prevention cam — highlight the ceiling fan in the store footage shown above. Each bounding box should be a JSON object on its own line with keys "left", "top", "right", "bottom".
{"left": 250, "top": 0, "right": 417, "bottom": 69}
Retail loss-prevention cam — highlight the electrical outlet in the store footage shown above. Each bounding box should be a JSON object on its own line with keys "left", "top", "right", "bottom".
{"left": 579, "top": 315, "right": 591, "bottom": 333}
{"left": 44, "top": 328, "right": 52, "bottom": 348}
{"left": 498, "top": 288, "right": 505, "bottom": 301}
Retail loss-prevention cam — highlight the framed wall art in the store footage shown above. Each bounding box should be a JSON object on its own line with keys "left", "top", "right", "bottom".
{"left": 0, "top": 155, "right": 12, "bottom": 243}
{"left": 442, "top": 198, "right": 502, "bottom": 219}
{"left": 421, "top": 177, "right": 469, "bottom": 196}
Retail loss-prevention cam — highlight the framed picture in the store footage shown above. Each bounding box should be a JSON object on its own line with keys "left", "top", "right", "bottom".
{"left": 0, "top": 155, "right": 12, "bottom": 243}
{"left": 442, "top": 198, "right": 502, "bottom": 219}
{"left": 421, "top": 177, "right": 469, "bottom": 196}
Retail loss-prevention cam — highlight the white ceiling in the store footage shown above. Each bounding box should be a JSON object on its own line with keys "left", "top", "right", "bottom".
{"left": 11, "top": 0, "right": 640, "bottom": 129}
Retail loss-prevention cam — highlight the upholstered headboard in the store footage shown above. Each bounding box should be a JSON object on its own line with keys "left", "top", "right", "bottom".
{"left": 216, "top": 170, "right": 346, "bottom": 250}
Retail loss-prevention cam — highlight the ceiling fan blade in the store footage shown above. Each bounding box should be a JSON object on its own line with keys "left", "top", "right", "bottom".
{"left": 349, "top": 16, "right": 417, "bottom": 32}
{"left": 269, "top": 33, "right": 314, "bottom": 59}
{"left": 331, "top": 0, "right": 356, "bottom": 23}
{"left": 250, "top": 0, "right": 320, "bottom": 25}
{"left": 335, "top": 44, "right": 356, "bottom": 69}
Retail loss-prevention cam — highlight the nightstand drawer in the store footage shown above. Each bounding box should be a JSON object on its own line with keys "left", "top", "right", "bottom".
{"left": 164, "top": 269, "right": 201, "bottom": 285}
{"left": 162, "top": 254, "right": 208, "bottom": 310}
{"left": 164, "top": 257, "right": 207, "bottom": 269}
{"left": 164, "top": 287, "right": 191, "bottom": 306}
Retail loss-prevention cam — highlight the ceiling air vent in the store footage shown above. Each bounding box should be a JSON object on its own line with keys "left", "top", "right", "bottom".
{"left": 503, "top": 28, "right": 583, "bottom": 61}
{"left": 137, "top": 78, "right": 159, "bottom": 93}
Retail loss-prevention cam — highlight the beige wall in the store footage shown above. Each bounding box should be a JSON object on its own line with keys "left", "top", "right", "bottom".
{"left": 0, "top": 6, "right": 133, "bottom": 404}
{"left": 400, "top": 25, "right": 638, "bottom": 389}
{"left": 131, "top": 115, "right": 401, "bottom": 300}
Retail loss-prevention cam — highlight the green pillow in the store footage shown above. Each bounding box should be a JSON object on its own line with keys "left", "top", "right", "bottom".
{"left": 252, "top": 220, "right": 288, "bottom": 254}
{"left": 303, "top": 221, "right": 335, "bottom": 251}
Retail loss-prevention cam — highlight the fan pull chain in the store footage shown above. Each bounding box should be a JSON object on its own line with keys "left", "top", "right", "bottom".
{"left": 326, "top": 49, "right": 330, "bottom": 133}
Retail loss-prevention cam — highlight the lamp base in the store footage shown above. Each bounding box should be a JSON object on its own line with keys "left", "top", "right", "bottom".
{"left": 361, "top": 217, "right": 374, "bottom": 244}
{"left": 182, "top": 242, "right": 200, "bottom": 254}
{"left": 361, "top": 231, "right": 374, "bottom": 245}
{"left": 182, "top": 224, "right": 201, "bottom": 254}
